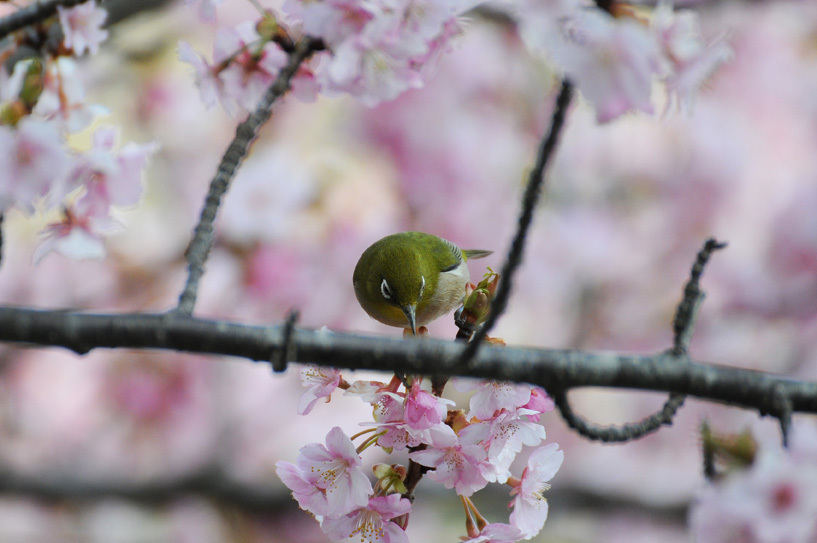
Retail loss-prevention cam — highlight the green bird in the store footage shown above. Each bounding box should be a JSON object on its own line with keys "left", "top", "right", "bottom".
{"left": 353, "top": 231, "right": 492, "bottom": 334}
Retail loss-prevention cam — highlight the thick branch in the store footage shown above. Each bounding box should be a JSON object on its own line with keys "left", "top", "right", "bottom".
{"left": 0, "top": 306, "right": 815, "bottom": 417}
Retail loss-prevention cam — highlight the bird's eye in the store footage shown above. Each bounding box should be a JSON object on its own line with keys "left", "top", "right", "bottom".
{"left": 419, "top": 276, "right": 426, "bottom": 299}
{"left": 381, "top": 279, "right": 393, "bottom": 300}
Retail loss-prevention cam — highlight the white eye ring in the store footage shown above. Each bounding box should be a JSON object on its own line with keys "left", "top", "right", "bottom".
{"left": 419, "top": 276, "right": 426, "bottom": 299}
{"left": 381, "top": 279, "right": 393, "bottom": 300}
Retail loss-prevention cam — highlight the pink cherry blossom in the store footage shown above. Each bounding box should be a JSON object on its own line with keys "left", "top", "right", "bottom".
{"left": 689, "top": 423, "right": 817, "bottom": 543}
{"left": 460, "top": 409, "right": 547, "bottom": 484}
{"left": 454, "top": 379, "right": 533, "bottom": 420}
{"left": 517, "top": 1, "right": 663, "bottom": 122}
{"left": 323, "top": 28, "right": 425, "bottom": 107}
{"left": 461, "top": 522, "right": 525, "bottom": 543}
{"left": 404, "top": 381, "right": 452, "bottom": 430}
{"left": 321, "top": 493, "right": 411, "bottom": 543}
{"left": 0, "top": 118, "right": 71, "bottom": 213}
{"left": 409, "top": 425, "right": 490, "bottom": 496}
{"left": 520, "top": 387, "right": 555, "bottom": 422}
{"left": 33, "top": 57, "right": 107, "bottom": 132}
{"left": 297, "top": 365, "right": 342, "bottom": 415}
{"left": 33, "top": 201, "right": 119, "bottom": 263}
{"left": 553, "top": 9, "right": 663, "bottom": 122}
{"left": 651, "top": 1, "right": 732, "bottom": 112}
{"left": 214, "top": 21, "right": 289, "bottom": 113}
{"left": 183, "top": 0, "right": 225, "bottom": 23}
{"left": 369, "top": 420, "right": 433, "bottom": 451}
{"left": 509, "top": 443, "right": 564, "bottom": 539}
{"left": 57, "top": 0, "right": 109, "bottom": 56}
{"left": 68, "top": 126, "right": 158, "bottom": 213}
{"left": 177, "top": 41, "right": 222, "bottom": 108}
{"left": 372, "top": 391, "right": 406, "bottom": 424}
{"left": 344, "top": 380, "right": 389, "bottom": 403}
{"left": 300, "top": 0, "right": 376, "bottom": 48}
{"left": 275, "top": 426, "right": 373, "bottom": 517}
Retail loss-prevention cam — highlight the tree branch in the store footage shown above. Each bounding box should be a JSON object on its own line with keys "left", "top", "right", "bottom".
{"left": 459, "top": 80, "right": 574, "bottom": 367}
{"left": 174, "top": 37, "right": 323, "bottom": 315}
{"left": 0, "top": 0, "right": 88, "bottom": 41}
{"left": 0, "top": 306, "right": 815, "bottom": 418}
{"left": 554, "top": 238, "right": 728, "bottom": 442}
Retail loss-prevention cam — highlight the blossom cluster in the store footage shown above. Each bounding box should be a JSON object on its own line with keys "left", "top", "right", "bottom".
{"left": 0, "top": 1, "right": 157, "bottom": 261}
{"left": 689, "top": 422, "right": 817, "bottom": 543}
{"left": 516, "top": 0, "right": 732, "bottom": 122}
{"left": 276, "top": 364, "right": 562, "bottom": 542}
{"left": 180, "top": 0, "right": 475, "bottom": 111}
{"left": 180, "top": 0, "right": 730, "bottom": 122}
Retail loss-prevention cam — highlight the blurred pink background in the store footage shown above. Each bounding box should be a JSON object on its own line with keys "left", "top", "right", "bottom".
{"left": 0, "top": 0, "right": 816, "bottom": 541}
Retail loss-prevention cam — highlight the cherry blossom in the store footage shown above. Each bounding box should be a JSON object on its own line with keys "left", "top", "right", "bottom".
{"left": 215, "top": 21, "right": 289, "bottom": 112}
{"left": 404, "top": 381, "right": 452, "bottom": 430}
{"left": 177, "top": 41, "right": 222, "bottom": 108}
{"left": 461, "top": 409, "right": 547, "bottom": 484}
{"left": 651, "top": 0, "right": 732, "bottom": 112}
{"left": 275, "top": 426, "right": 373, "bottom": 517}
{"left": 33, "top": 57, "right": 107, "bottom": 133}
{"left": 68, "top": 126, "right": 159, "bottom": 211}
{"left": 689, "top": 424, "right": 817, "bottom": 543}
{"left": 344, "top": 379, "right": 390, "bottom": 403}
{"left": 520, "top": 387, "right": 555, "bottom": 423}
{"left": 184, "top": 0, "right": 225, "bottom": 23}
{"left": 454, "top": 379, "right": 534, "bottom": 420}
{"left": 299, "top": 0, "right": 376, "bottom": 48}
{"left": 179, "top": 21, "right": 289, "bottom": 115}
{"left": 321, "top": 493, "right": 411, "bottom": 543}
{"left": 0, "top": 118, "right": 71, "bottom": 213}
{"left": 549, "top": 8, "right": 663, "bottom": 122}
{"left": 57, "top": 0, "right": 109, "bottom": 56}
{"left": 508, "top": 443, "right": 564, "bottom": 539}
{"left": 297, "top": 365, "right": 342, "bottom": 415}
{"left": 409, "top": 424, "right": 490, "bottom": 497}
{"left": 461, "top": 522, "right": 525, "bottom": 543}
{"left": 33, "top": 201, "right": 119, "bottom": 263}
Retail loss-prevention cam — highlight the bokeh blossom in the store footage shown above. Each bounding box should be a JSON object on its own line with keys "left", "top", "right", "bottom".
{"left": 689, "top": 423, "right": 817, "bottom": 543}
{"left": 57, "top": 0, "right": 109, "bottom": 56}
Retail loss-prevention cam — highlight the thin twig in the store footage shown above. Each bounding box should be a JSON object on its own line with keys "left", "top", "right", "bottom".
{"left": 458, "top": 80, "right": 573, "bottom": 367}
{"left": 672, "top": 238, "right": 727, "bottom": 355}
{"left": 174, "top": 37, "right": 322, "bottom": 315}
{"left": 555, "top": 390, "right": 687, "bottom": 442}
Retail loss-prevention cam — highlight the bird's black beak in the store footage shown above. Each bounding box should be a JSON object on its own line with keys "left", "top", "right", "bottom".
{"left": 402, "top": 304, "right": 417, "bottom": 335}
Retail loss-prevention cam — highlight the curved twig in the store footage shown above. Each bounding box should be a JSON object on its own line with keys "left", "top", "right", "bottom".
{"left": 554, "top": 389, "right": 686, "bottom": 442}
{"left": 550, "top": 238, "right": 726, "bottom": 442}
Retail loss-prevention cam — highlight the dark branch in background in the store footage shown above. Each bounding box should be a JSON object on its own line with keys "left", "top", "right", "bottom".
{"left": 554, "top": 239, "right": 726, "bottom": 442}
{"left": 174, "top": 37, "right": 323, "bottom": 315}
{"left": 0, "top": 0, "right": 87, "bottom": 41}
{"left": 458, "top": 80, "right": 574, "bottom": 367}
